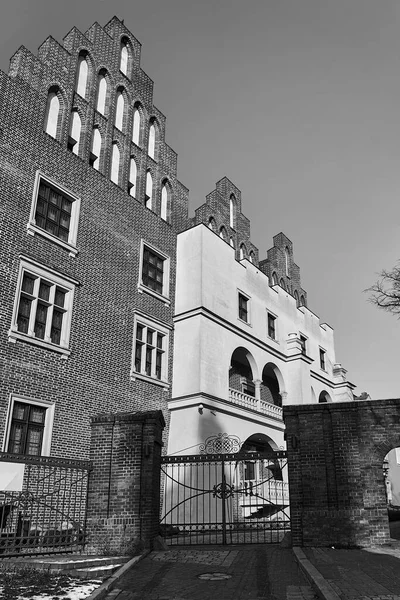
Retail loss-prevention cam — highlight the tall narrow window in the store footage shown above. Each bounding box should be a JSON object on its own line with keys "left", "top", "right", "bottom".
{"left": 161, "top": 183, "right": 170, "bottom": 222}
{"left": 285, "top": 247, "right": 290, "bottom": 276}
{"left": 267, "top": 313, "right": 276, "bottom": 339}
{"left": 76, "top": 54, "right": 88, "bottom": 98}
{"left": 238, "top": 292, "right": 249, "bottom": 323}
{"left": 319, "top": 348, "right": 326, "bottom": 371}
{"left": 111, "top": 143, "right": 120, "bottom": 185}
{"left": 96, "top": 72, "right": 107, "bottom": 115}
{"left": 230, "top": 195, "right": 235, "bottom": 228}
{"left": 230, "top": 237, "right": 235, "bottom": 248}
{"left": 115, "top": 91, "right": 124, "bottom": 130}
{"left": 90, "top": 128, "right": 102, "bottom": 170}
{"left": 271, "top": 272, "right": 278, "bottom": 286}
{"left": 300, "top": 335, "right": 307, "bottom": 355}
{"left": 208, "top": 217, "right": 216, "bottom": 231}
{"left": 145, "top": 171, "right": 153, "bottom": 209}
{"left": 68, "top": 111, "right": 81, "bottom": 155}
{"left": 294, "top": 290, "right": 300, "bottom": 307}
{"left": 240, "top": 244, "right": 246, "bottom": 260}
{"left": 280, "top": 278, "right": 286, "bottom": 290}
{"left": 44, "top": 91, "right": 60, "bottom": 138}
{"left": 128, "top": 157, "right": 137, "bottom": 197}
{"left": 131, "top": 315, "right": 169, "bottom": 385}
{"left": 249, "top": 251, "right": 255, "bottom": 263}
{"left": 219, "top": 226, "right": 227, "bottom": 240}
{"left": 120, "top": 40, "right": 129, "bottom": 75}
{"left": 148, "top": 122, "right": 156, "bottom": 159}
{"left": 132, "top": 106, "right": 141, "bottom": 145}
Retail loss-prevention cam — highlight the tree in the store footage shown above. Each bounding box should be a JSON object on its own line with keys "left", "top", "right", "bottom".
{"left": 368, "top": 263, "right": 400, "bottom": 316}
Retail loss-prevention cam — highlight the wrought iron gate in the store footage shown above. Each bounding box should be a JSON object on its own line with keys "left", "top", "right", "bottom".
{"left": 0, "top": 452, "right": 91, "bottom": 557}
{"left": 160, "top": 451, "right": 290, "bottom": 545}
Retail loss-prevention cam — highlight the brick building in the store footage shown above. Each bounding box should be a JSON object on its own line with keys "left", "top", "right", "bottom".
{"left": 1, "top": 17, "right": 355, "bottom": 479}
{"left": 0, "top": 17, "right": 189, "bottom": 460}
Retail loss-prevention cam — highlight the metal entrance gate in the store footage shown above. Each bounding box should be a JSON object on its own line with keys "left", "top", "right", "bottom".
{"left": 160, "top": 451, "right": 290, "bottom": 545}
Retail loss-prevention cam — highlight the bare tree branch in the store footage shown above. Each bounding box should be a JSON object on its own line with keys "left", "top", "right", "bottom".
{"left": 366, "top": 263, "right": 400, "bottom": 316}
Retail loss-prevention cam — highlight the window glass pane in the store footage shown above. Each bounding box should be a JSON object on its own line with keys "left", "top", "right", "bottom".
{"left": 156, "top": 351, "right": 162, "bottom": 379}
{"left": 51, "top": 309, "right": 63, "bottom": 345}
{"left": 17, "top": 297, "right": 32, "bottom": 333}
{"left": 54, "top": 288, "right": 66, "bottom": 308}
{"left": 38, "top": 281, "right": 51, "bottom": 301}
{"left": 157, "top": 333, "right": 163, "bottom": 349}
{"left": 13, "top": 403, "right": 28, "bottom": 420}
{"left": 49, "top": 190, "right": 61, "bottom": 208}
{"left": 135, "top": 342, "right": 142, "bottom": 371}
{"left": 136, "top": 324, "right": 143, "bottom": 341}
{"left": 29, "top": 406, "right": 46, "bottom": 424}
{"left": 147, "top": 329, "right": 154, "bottom": 345}
{"left": 34, "top": 302, "right": 48, "bottom": 339}
{"left": 22, "top": 274, "right": 36, "bottom": 295}
{"left": 8, "top": 423, "right": 24, "bottom": 454}
{"left": 145, "top": 347, "right": 152, "bottom": 376}
{"left": 26, "top": 426, "right": 43, "bottom": 456}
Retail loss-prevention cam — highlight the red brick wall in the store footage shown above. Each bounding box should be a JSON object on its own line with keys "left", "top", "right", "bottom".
{"left": 0, "top": 18, "right": 189, "bottom": 459}
{"left": 284, "top": 399, "right": 400, "bottom": 547}
{"left": 86, "top": 410, "right": 164, "bottom": 554}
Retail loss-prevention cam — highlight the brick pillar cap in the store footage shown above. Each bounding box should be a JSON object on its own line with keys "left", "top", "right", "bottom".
{"left": 90, "top": 410, "right": 165, "bottom": 427}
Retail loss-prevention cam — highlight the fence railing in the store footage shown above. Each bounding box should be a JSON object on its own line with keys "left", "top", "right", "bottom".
{"left": 229, "top": 389, "right": 283, "bottom": 420}
{"left": 0, "top": 452, "right": 91, "bottom": 557}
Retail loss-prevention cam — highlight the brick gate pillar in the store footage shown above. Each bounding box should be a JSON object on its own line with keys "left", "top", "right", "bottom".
{"left": 85, "top": 410, "right": 165, "bottom": 555}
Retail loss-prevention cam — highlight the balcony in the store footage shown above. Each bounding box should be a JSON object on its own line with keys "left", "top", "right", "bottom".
{"left": 229, "top": 388, "right": 283, "bottom": 420}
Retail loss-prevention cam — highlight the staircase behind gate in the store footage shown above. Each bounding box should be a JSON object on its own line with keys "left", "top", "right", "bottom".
{"left": 160, "top": 451, "right": 290, "bottom": 545}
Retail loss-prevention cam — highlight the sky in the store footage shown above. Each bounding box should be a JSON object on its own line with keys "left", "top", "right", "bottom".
{"left": 1, "top": 0, "right": 400, "bottom": 399}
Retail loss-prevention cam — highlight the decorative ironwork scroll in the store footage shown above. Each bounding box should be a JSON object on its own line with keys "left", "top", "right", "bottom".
{"left": 199, "top": 433, "right": 241, "bottom": 454}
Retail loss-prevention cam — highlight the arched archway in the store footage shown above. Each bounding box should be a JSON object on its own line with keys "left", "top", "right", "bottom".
{"left": 318, "top": 390, "right": 332, "bottom": 403}
{"left": 229, "top": 347, "right": 258, "bottom": 396}
{"left": 261, "top": 363, "right": 284, "bottom": 407}
{"left": 383, "top": 446, "right": 400, "bottom": 539}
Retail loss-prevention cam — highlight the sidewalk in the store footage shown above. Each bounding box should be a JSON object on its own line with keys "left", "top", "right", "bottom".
{"left": 296, "top": 543, "right": 400, "bottom": 600}
{"left": 101, "top": 544, "right": 317, "bottom": 600}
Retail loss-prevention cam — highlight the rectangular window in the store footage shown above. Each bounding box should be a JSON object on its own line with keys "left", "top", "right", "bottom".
{"left": 300, "top": 335, "right": 307, "bottom": 355}
{"left": 238, "top": 293, "right": 249, "bottom": 323}
{"left": 4, "top": 396, "right": 55, "bottom": 457}
{"left": 320, "top": 348, "right": 326, "bottom": 370}
{"left": 138, "top": 242, "right": 170, "bottom": 303}
{"left": 267, "top": 313, "right": 276, "bottom": 339}
{"left": 131, "top": 314, "right": 170, "bottom": 386}
{"left": 28, "top": 172, "right": 80, "bottom": 257}
{"left": 9, "top": 258, "right": 76, "bottom": 356}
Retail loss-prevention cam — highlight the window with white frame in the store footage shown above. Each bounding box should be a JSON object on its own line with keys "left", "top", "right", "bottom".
{"left": 131, "top": 314, "right": 169, "bottom": 386}
{"left": 8, "top": 258, "right": 76, "bottom": 356}
{"left": 319, "top": 348, "right": 326, "bottom": 371}
{"left": 238, "top": 292, "right": 250, "bottom": 323}
{"left": 4, "top": 396, "right": 55, "bottom": 457}
{"left": 138, "top": 242, "right": 170, "bottom": 302}
{"left": 267, "top": 313, "right": 276, "bottom": 340}
{"left": 27, "top": 172, "right": 81, "bottom": 257}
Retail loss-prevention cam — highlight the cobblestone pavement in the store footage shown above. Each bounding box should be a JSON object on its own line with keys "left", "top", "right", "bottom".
{"left": 303, "top": 546, "right": 400, "bottom": 600}
{"left": 105, "top": 545, "right": 317, "bottom": 600}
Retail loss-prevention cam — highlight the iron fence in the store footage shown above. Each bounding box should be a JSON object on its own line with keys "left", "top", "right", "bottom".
{"left": 160, "top": 451, "right": 290, "bottom": 545}
{"left": 0, "top": 452, "right": 91, "bottom": 557}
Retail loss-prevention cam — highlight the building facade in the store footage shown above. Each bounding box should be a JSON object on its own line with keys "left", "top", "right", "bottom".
{"left": 0, "top": 17, "right": 188, "bottom": 461}
{"left": 1, "top": 17, "right": 355, "bottom": 473}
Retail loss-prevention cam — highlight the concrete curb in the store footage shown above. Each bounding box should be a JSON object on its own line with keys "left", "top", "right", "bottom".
{"left": 292, "top": 547, "right": 341, "bottom": 600}
{"left": 86, "top": 550, "right": 151, "bottom": 600}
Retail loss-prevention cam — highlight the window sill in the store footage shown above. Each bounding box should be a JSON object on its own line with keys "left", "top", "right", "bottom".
{"left": 138, "top": 283, "right": 170, "bottom": 305}
{"left": 131, "top": 372, "right": 169, "bottom": 389}
{"left": 27, "top": 223, "right": 78, "bottom": 257}
{"left": 238, "top": 317, "right": 252, "bottom": 327}
{"left": 8, "top": 330, "right": 71, "bottom": 358}
{"left": 267, "top": 335, "right": 278, "bottom": 344}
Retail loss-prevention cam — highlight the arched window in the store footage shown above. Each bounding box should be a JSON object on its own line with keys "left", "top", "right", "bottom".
{"left": 285, "top": 247, "right": 290, "bottom": 276}
{"left": 208, "top": 217, "right": 216, "bottom": 231}
{"left": 132, "top": 105, "right": 141, "bottom": 145}
{"left": 145, "top": 171, "right": 153, "bottom": 209}
{"left": 230, "top": 195, "right": 236, "bottom": 228}
{"left": 271, "top": 272, "right": 278, "bottom": 286}
{"left": 120, "top": 39, "right": 129, "bottom": 75}
{"left": 96, "top": 72, "right": 107, "bottom": 115}
{"left": 44, "top": 90, "right": 60, "bottom": 138}
{"left": 68, "top": 110, "right": 82, "bottom": 155}
{"left": 280, "top": 278, "right": 286, "bottom": 290}
{"left": 230, "top": 237, "right": 235, "bottom": 248}
{"left": 300, "top": 294, "right": 306, "bottom": 307}
{"left": 161, "top": 182, "right": 170, "bottom": 222}
{"left": 76, "top": 54, "right": 89, "bottom": 98}
{"left": 219, "top": 226, "right": 227, "bottom": 240}
{"left": 249, "top": 251, "right": 255, "bottom": 263}
{"left": 128, "top": 158, "right": 137, "bottom": 197}
{"left": 111, "top": 143, "right": 120, "bottom": 184}
{"left": 294, "top": 290, "right": 300, "bottom": 307}
{"left": 148, "top": 121, "right": 156, "bottom": 159}
{"left": 239, "top": 244, "right": 246, "bottom": 260}
{"left": 90, "top": 128, "right": 102, "bottom": 170}
{"left": 115, "top": 90, "right": 125, "bottom": 130}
